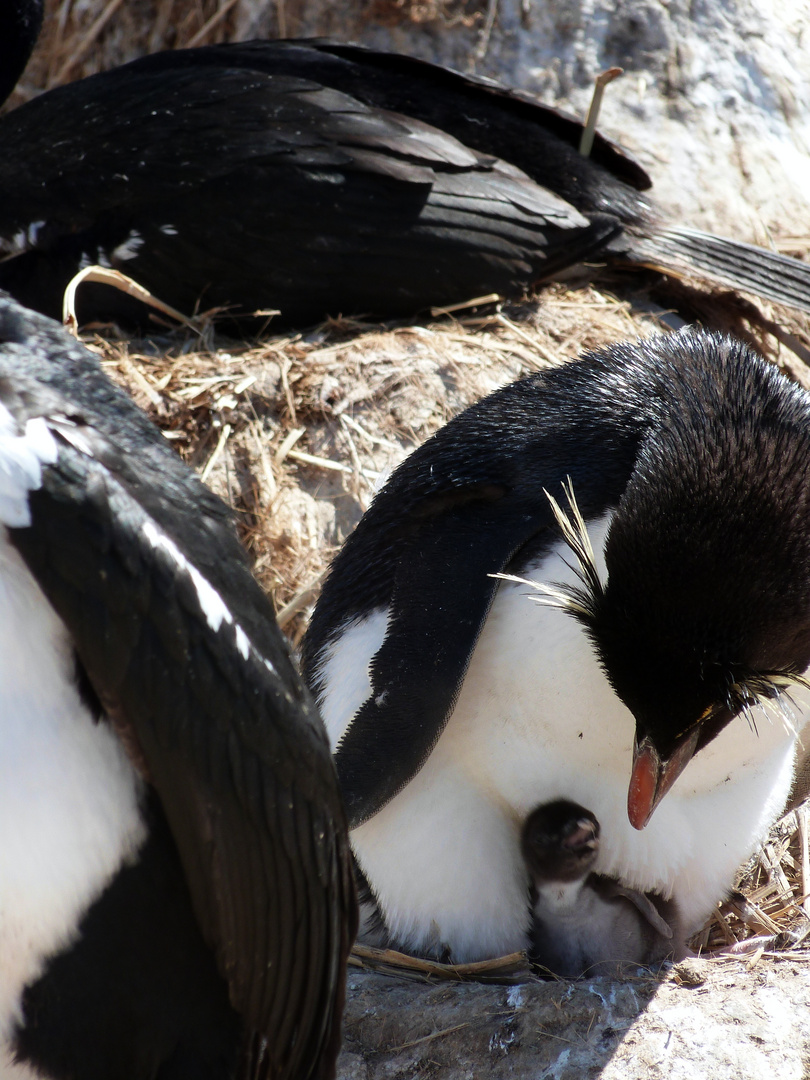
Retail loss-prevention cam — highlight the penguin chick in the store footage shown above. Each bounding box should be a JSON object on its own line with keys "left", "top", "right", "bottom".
{"left": 522, "top": 800, "right": 682, "bottom": 977}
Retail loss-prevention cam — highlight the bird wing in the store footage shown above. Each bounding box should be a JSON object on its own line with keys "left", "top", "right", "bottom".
{"left": 0, "top": 295, "right": 356, "bottom": 1080}
{"left": 0, "top": 55, "right": 615, "bottom": 326}
{"left": 286, "top": 38, "right": 653, "bottom": 191}
{"left": 332, "top": 481, "right": 539, "bottom": 827}
{"left": 590, "top": 877, "right": 673, "bottom": 939}
{"left": 620, "top": 226, "right": 810, "bottom": 316}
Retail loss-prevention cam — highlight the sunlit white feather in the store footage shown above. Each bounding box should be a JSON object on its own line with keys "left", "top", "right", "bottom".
{"left": 0, "top": 403, "right": 145, "bottom": 1060}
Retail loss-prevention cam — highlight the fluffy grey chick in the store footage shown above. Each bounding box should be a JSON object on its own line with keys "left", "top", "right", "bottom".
{"left": 522, "top": 800, "right": 682, "bottom": 977}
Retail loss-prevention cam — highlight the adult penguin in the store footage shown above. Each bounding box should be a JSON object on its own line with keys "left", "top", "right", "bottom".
{"left": 1, "top": 2, "right": 809, "bottom": 329}
{"left": 0, "top": 291, "right": 356, "bottom": 1078}
{"left": 303, "top": 328, "right": 810, "bottom": 962}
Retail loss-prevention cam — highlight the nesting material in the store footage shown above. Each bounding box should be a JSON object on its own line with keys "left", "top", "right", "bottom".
{"left": 6, "top": 0, "right": 484, "bottom": 115}
{"left": 349, "top": 944, "right": 530, "bottom": 985}
{"left": 95, "top": 280, "right": 663, "bottom": 640}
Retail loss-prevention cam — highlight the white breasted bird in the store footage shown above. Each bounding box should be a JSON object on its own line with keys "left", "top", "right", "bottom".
{"left": 0, "top": 292, "right": 355, "bottom": 1079}
{"left": 303, "top": 328, "right": 810, "bottom": 963}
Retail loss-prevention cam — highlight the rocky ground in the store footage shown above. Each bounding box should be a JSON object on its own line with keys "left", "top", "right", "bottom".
{"left": 338, "top": 956, "right": 810, "bottom": 1080}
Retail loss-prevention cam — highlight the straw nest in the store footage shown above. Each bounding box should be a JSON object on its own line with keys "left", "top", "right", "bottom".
{"left": 6, "top": 0, "right": 487, "bottom": 112}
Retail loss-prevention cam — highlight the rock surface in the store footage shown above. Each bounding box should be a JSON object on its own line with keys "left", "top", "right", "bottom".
{"left": 338, "top": 958, "right": 810, "bottom": 1079}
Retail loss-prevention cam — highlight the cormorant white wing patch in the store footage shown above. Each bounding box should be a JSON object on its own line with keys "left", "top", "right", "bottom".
{"left": 0, "top": 403, "right": 57, "bottom": 527}
{"left": 111, "top": 230, "right": 144, "bottom": 262}
{"left": 141, "top": 520, "right": 279, "bottom": 680}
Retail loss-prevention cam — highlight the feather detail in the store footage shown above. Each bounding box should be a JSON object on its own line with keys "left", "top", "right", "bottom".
{"left": 493, "top": 478, "right": 604, "bottom": 625}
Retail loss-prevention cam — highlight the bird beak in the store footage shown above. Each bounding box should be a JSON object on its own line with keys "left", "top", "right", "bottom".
{"left": 627, "top": 728, "right": 702, "bottom": 830}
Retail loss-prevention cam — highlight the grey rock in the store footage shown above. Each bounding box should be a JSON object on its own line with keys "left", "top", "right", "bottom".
{"left": 339, "top": 960, "right": 810, "bottom": 1079}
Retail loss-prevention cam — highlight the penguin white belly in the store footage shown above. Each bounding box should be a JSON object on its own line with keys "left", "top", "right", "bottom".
{"left": 0, "top": 537, "right": 146, "bottom": 1057}
{"left": 320, "top": 516, "right": 803, "bottom": 961}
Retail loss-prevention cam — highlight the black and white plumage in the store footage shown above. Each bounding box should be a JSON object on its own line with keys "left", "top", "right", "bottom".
{"left": 302, "top": 328, "right": 810, "bottom": 963}
{"left": 521, "top": 800, "right": 679, "bottom": 977}
{"left": 2, "top": 3, "right": 810, "bottom": 329}
{"left": 0, "top": 291, "right": 356, "bottom": 1079}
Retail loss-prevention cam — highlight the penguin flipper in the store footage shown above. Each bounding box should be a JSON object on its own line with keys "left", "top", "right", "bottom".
{"left": 591, "top": 876, "right": 673, "bottom": 939}
{"left": 333, "top": 487, "right": 549, "bottom": 828}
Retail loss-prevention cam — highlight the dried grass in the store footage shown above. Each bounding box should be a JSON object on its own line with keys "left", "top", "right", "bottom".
{"left": 7, "top": 0, "right": 244, "bottom": 108}
{"left": 365, "top": 0, "right": 484, "bottom": 29}
{"left": 695, "top": 804, "right": 810, "bottom": 957}
{"left": 6, "top": 0, "right": 488, "bottom": 111}
{"left": 349, "top": 944, "right": 530, "bottom": 984}
{"left": 93, "top": 273, "right": 810, "bottom": 636}
{"left": 94, "top": 278, "right": 669, "bottom": 640}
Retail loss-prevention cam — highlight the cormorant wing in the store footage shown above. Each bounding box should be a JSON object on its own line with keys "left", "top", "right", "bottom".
{"left": 0, "top": 294, "right": 356, "bottom": 1080}
{"left": 0, "top": 49, "right": 615, "bottom": 327}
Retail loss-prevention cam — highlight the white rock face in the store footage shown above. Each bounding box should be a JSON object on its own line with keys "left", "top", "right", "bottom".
{"left": 485, "top": 0, "right": 810, "bottom": 238}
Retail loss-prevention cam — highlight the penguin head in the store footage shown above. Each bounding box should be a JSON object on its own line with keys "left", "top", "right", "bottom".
{"left": 544, "top": 334, "right": 810, "bottom": 829}
{"left": 521, "top": 800, "right": 600, "bottom": 884}
{"left": 599, "top": 476, "right": 810, "bottom": 829}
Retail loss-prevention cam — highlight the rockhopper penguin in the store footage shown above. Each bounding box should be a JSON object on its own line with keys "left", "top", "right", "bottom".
{"left": 0, "top": 292, "right": 356, "bottom": 1079}
{"left": 303, "top": 327, "right": 810, "bottom": 963}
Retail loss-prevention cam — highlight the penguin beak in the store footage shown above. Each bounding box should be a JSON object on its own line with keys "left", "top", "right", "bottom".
{"left": 627, "top": 728, "right": 702, "bottom": 830}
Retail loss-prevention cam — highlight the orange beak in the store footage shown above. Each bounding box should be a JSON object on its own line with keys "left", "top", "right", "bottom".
{"left": 627, "top": 728, "right": 702, "bottom": 830}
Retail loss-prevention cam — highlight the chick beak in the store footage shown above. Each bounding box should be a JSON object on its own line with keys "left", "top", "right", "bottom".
{"left": 627, "top": 728, "right": 702, "bottom": 830}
